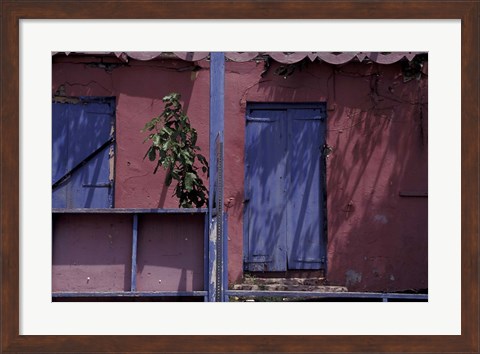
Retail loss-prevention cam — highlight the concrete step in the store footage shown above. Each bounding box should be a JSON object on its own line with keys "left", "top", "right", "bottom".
{"left": 231, "top": 283, "right": 348, "bottom": 292}
{"left": 242, "top": 277, "right": 326, "bottom": 286}
{"left": 232, "top": 277, "right": 347, "bottom": 292}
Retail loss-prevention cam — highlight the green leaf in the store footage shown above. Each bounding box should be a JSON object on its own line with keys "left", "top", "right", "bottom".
{"left": 148, "top": 147, "right": 156, "bottom": 161}
{"left": 161, "top": 127, "right": 172, "bottom": 136}
{"left": 175, "top": 187, "right": 183, "bottom": 198}
{"left": 152, "top": 134, "right": 161, "bottom": 146}
{"left": 191, "top": 131, "right": 198, "bottom": 146}
{"left": 197, "top": 154, "right": 208, "bottom": 168}
{"left": 159, "top": 149, "right": 166, "bottom": 160}
{"left": 141, "top": 121, "right": 154, "bottom": 132}
{"left": 184, "top": 172, "right": 197, "bottom": 191}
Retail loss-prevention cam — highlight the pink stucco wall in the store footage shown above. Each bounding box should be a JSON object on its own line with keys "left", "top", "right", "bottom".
{"left": 52, "top": 213, "right": 205, "bottom": 292}
{"left": 53, "top": 54, "right": 427, "bottom": 292}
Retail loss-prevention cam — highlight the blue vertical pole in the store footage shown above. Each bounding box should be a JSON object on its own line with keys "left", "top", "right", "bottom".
{"left": 131, "top": 214, "right": 139, "bottom": 292}
{"left": 208, "top": 52, "right": 225, "bottom": 302}
{"left": 203, "top": 212, "right": 209, "bottom": 300}
{"left": 223, "top": 212, "right": 229, "bottom": 302}
{"left": 209, "top": 52, "right": 225, "bottom": 212}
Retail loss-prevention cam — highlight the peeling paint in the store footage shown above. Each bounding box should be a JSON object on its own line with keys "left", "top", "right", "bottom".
{"left": 345, "top": 269, "right": 362, "bottom": 287}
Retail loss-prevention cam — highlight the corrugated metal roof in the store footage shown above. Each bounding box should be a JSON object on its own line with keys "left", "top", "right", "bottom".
{"left": 52, "top": 52, "right": 426, "bottom": 64}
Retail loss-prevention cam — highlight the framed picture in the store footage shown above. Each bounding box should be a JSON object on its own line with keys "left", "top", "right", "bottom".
{"left": 1, "top": 1, "right": 478, "bottom": 352}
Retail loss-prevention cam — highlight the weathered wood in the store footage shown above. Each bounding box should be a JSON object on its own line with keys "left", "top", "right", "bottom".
{"left": 226, "top": 290, "right": 428, "bottom": 300}
{"left": 208, "top": 52, "right": 225, "bottom": 211}
{"left": 52, "top": 291, "right": 207, "bottom": 298}
{"left": 52, "top": 208, "right": 207, "bottom": 214}
{"left": 208, "top": 52, "right": 225, "bottom": 302}
{"left": 130, "top": 214, "right": 138, "bottom": 291}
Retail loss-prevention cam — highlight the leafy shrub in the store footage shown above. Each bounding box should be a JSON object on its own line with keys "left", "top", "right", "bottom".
{"left": 142, "top": 93, "right": 209, "bottom": 208}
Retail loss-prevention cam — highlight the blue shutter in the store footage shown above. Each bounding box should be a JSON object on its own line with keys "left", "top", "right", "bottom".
{"left": 244, "top": 109, "right": 288, "bottom": 271}
{"left": 286, "top": 109, "right": 326, "bottom": 269}
{"left": 244, "top": 104, "right": 327, "bottom": 272}
{"left": 52, "top": 98, "right": 115, "bottom": 208}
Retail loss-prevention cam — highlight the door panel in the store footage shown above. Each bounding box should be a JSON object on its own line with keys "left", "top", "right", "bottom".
{"left": 244, "top": 104, "right": 326, "bottom": 272}
{"left": 52, "top": 104, "right": 70, "bottom": 185}
{"left": 52, "top": 98, "right": 114, "bottom": 208}
{"left": 53, "top": 148, "right": 112, "bottom": 208}
{"left": 286, "top": 109, "right": 326, "bottom": 269}
{"left": 244, "top": 109, "right": 288, "bottom": 271}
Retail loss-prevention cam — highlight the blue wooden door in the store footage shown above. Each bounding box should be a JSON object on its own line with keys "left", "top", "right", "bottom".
{"left": 244, "top": 104, "right": 326, "bottom": 272}
{"left": 52, "top": 97, "right": 115, "bottom": 208}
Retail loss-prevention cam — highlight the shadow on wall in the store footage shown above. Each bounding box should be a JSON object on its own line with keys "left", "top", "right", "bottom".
{"left": 52, "top": 214, "right": 133, "bottom": 292}
{"left": 52, "top": 57, "right": 199, "bottom": 110}
{"left": 238, "top": 60, "right": 428, "bottom": 291}
{"left": 113, "top": 61, "right": 203, "bottom": 209}
{"left": 135, "top": 214, "right": 205, "bottom": 292}
{"left": 52, "top": 98, "right": 115, "bottom": 208}
{"left": 52, "top": 213, "right": 205, "bottom": 293}
{"left": 325, "top": 63, "right": 428, "bottom": 292}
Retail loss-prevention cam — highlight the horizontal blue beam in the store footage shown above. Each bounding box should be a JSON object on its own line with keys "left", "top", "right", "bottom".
{"left": 226, "top": 290, "right": 428, "bottom": 300}
{"left": 53, "top": 291, "right": 208, "bottom": 298}
{"left": 52, "top": 208, "right": 207, "bottom": 214}
{"left": 247, "top": 102, "right": 328, "bottom": 110}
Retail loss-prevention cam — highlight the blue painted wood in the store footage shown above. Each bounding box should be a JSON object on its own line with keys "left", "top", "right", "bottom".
{"left": 52, "top": 291, "right": 208, "bottom": 298}
{"left": 208, "top": 52, "right": 225, "bottom": 302}
{"left": 246, "top": 103, "right": 328, "bottom": 111}
{"left": 244, "top": 108, "right": 287, "bottom": 271}
{"left": 52, "top": 208, "right": 207, "bottom": 214}
{"left": 131, "top": 214, "right": 139, "bottom": 291}
{"left": 52, "top": 290, "right": 427, "bottom": 301}
{"left": 52, "top": 103, "right": 69, "bottom": 206}
{"left": 52, "top": 98, "right": 115, "bottom": 208}
{"left": 214, "top": 135, "right": 225, "bottom": 302}
{"left": 286, "top": 108, "right": 326, "bottom": 270}
{"left": 52, "top": 137, "right": 114, "bottom": 190}
{"left": 203, "top": 213, "right": 209, "bottom": 295}
{"left": 244, "top": 104, "right": 326, "bottom": 272}
{"left": 208, "top": 52, "right": 225, "bottom": 213}
{"left": 208, "top": 218, "right": 218, "bottom": 302}
{"left": 54, "top": 148, "right": 112, "bottom": 208}
{"left": 222, "top": 212, "right": 228, "bottom": 302}
{"left": 225, "top": 290, "right": 428, "bottom": 300}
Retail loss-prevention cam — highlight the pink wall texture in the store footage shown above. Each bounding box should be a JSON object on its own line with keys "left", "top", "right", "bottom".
{"left": 52, "top": 54, "right": 428, "bottom": 292}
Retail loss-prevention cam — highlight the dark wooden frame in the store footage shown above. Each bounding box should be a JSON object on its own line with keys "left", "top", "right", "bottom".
{"left": 1, "top": 1, "right": 478, "bottom": 352}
